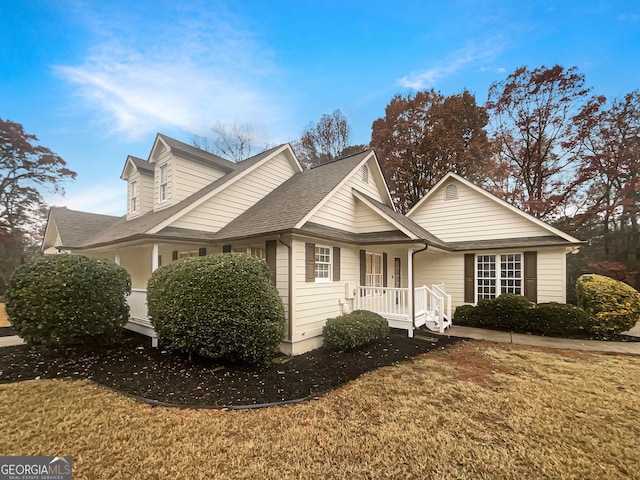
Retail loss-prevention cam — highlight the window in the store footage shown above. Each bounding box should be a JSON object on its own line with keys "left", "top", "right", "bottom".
{"left": 361, "top": 164, "right": 369, "bottom": 183}
{"left": 365, "top": 252, "right": 383, "bottom": 287}
{"left": 234, "top": 246, "right": 266, "bottom": 259}
{"left": 476, "top": 253, "right": 523, "bottom": 300}
{"left": 314, "top": 246, "right": 331, "bottom": 281}
{"left": 130, "top": 181, "right": 138, "bottom": 213}
{"left": 179, "top": 250, "right": 198, "bottom": 259}
{"left": 159, "top": 164, "right": 168, "bottom": 202}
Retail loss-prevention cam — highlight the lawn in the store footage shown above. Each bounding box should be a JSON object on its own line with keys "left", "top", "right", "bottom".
{"left": 1, "top": 341, "right": 638, "bottom": 479}
{"left": 0, "top": 303, "right": 9, "bottom": 327}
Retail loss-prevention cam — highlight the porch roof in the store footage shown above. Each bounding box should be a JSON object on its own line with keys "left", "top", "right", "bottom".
{"left": 449, "top": 235, "right": 584, "bottom": 251}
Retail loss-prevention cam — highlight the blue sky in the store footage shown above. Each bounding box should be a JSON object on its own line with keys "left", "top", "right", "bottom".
{"left": 2, "top": 0, "right": 639, "bottom": 216}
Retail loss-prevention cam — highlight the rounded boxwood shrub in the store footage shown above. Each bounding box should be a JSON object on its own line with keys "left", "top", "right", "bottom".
{"left": 147, "top": 253, "right": 285, "bottom": 363}
{"left": 323, "top": 310, "right": 389, "bottom": 351}
{"left": 525, "top": 302, "right": 591, "bottom": 337}
{"left": 5, "top": 254, "right": 131, "bottom": 345}
{"left": 576, "top": 274, "right": 640, "bottom": 336}
{"left": 459, "top": 294, "right": 533, "bottom": 330}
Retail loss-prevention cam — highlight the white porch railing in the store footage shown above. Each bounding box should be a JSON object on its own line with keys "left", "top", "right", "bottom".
{"left": 354, "top": 286, "right": 409, "bottom": 321}
{"left": 127, "top": 289, "right": 151, "bottom": 327}
{"left": 355, "top": 284, "right": 452, "bottom": 334}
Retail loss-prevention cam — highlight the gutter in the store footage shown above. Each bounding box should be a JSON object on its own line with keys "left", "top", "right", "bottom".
{"left": 277, "top": 234, "right": 294, "bottom": 343}
{"left": 411, "top": 242, "right": 429, "bottom": 330}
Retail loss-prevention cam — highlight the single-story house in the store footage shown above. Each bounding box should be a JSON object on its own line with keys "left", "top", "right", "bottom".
{"left": 42, "top": 134, "right": 582, "bottom": 354}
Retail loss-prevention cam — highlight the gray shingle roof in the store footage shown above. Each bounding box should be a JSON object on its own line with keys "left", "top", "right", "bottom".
{"left": 49, "top": 207, "right": 121, "bottom": 247}
{"left": 216, "top": 151, "right": 372, "bottom": 239}
{"left": 352, "top": 191, "right": 451, "bottom": 249}
{"left": 129, "top": 156, "right": 154, "bottom": 174}
{"left": 449, "top": 236, "right": 583, "bottom": 251}
{"left": 157, "top": 134, "right": 236, "bottom": 173}
{"left": 73, "top": 144, "right": 289, "bottom": 247}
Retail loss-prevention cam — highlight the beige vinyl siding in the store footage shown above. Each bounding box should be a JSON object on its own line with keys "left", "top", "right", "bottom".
{"left": 171, "top": 155, "right": 227, "bottom": 203}
{"left": 126, "top": 170, "right": 154, "bottom": 219}
{"left": 409, "top": 179, "right": 551, "bottom": 242}
{"left": 414, "top": 247, "right": 569, "bottom": 311}
{"left": 275, "top": 241, "right": 290, "bottom": 337}
{"left": 153, "top": 149, "right": 173, "bottom": 212}
{"left": 138, "top": 171, "right": 154, "bottom": 216}
{"left": 171, "top": 152, "right": 298, "bottom": 232}
{"left": 414, "top": 252, "right": 465, "bottom": 309}
{"left": 290, "top": 237, "right": 360, "bottom": 343}
{"left": 127, "top": 170, "right": 142, "bottom": 220}
{"left": 536, "top": 247, "right": 567, "bottom": 303}
{"left": 308, "top": 158, "right": 392, "bottom": 233}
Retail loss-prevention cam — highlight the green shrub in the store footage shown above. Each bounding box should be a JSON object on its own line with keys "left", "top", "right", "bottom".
{"left": 457, "top": 294, "right": 533, "bottom": 330}
{"left": 453, "top": 304, "right": 476, "bottom": 325}
{"left": 5, "top": 254, "right": 131, "bottom": 345}
{"left": 576, "top": 274, "right": 640, "bottom": 336}
{"left": 525, "top": 302, "right": 591, "bottom": 336}
{"left": 323, "top": 310, "right": 389, "bottom": 351}
{"left": 147, "top": 253, "right": 285, "bottom": 363}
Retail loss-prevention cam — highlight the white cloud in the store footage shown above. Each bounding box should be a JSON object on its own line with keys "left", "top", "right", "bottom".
{"left": 398, "top": 36, "right": 506, "bottom": 90}
{"left": 47, "top": 183, "right": 125, "bottom": 216}
{"left": 54, "top": 5, "right": 287, "bottom": 140}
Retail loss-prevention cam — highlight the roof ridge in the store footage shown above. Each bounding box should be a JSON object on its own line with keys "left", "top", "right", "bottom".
{"left": 309, "top": 149, "right": 370, "bottom": 170}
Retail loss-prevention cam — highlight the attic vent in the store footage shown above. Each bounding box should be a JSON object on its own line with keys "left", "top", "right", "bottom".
{"left": 361, "top": 165, "right": 369, "bottom": 183}
{"left": 445, "top": 183, "right": 458, "bottom": 201}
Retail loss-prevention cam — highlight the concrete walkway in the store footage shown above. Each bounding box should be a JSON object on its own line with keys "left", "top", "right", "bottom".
{"left": 0, "top": 335, "right": 25, "bottom": 347}
{"left": 435, "top": 325, "right": 640, "bottom": 355}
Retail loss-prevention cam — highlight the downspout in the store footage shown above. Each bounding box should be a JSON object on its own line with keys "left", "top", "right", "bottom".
{"left": 278, "top": 235, "right": 293, "bottom": 343}
{"left": 411, "top": 243, "right": 429, "bottom": 330}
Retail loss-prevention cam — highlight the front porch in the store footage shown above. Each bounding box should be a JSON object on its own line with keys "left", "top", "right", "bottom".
{"left": 124, "top": 283, "right": 452, "bottom": 347}
{"left": 354, "top": 284, "right": 452, "bottom": 335}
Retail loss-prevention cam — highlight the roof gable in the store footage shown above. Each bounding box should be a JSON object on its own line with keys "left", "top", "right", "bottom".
{"left": 120, "top": 155, "right": 153, "bottom": 180}
{"left": 149, "top": 134, "right": 237, "bottom": 173}
{"left": 407, "top": 172, "right": 581, "bottom": 244}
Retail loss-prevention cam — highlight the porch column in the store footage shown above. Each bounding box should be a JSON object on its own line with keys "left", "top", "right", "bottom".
{"left": 407, "top": 248, "right": 414, "bottom": 337}
{"left": 152, "top": 243, "right": 159, "bottom": 272}
{"left": 114, "top": 254, "right": 120, "bottom": 265}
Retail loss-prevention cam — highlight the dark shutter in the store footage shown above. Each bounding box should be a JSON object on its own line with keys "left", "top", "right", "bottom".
{"left": 333, "top": 247, "right": 341, "bottom": 281}
{"left": 382, "top": 253, "right": 388, "bottom": 287}
{"left": 524, "top": 251, "right": 538, "bottom": 303}
{"left": 305, "top": 243, "right": 315, "bottom": 282}
{"left": 266, "top": 240, "right": 277, "bottom": 282}
{"left": 222, "top": 245, "right": 231, "bottom": 253}
{"left": 172, "top": 250, "right": 178, "bottom": 261}
{"left": 198, "top": 247, "right": 207, "bottom": 256}
{"left": 359, "top": 250, "right": 366, "bottom": 286}
{"left": 464, "top": 254, "right": 475, "bottom": 303}
{"left": 158, "top": 255, "right": 162, "bottom": 267}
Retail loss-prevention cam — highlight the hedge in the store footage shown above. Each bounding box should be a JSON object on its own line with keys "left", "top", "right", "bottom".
{"left": 323, "top": 310, "right": 389, "bottom": 351}
{"left": 576, "top": 274, "right": 640, "bottom": 336}
{"left": 5, "top": 254, "right": 131, "bottom": 345}
{"left": 147, "top": 253, "right": 285, "bottom": 363}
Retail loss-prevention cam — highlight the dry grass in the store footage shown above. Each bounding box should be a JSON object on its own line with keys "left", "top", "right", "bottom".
{"left": 0, "top": 303, "right": 9, "bottom": 327}
{"left": 1, "top": 340, "right": 639, "bottom": 479}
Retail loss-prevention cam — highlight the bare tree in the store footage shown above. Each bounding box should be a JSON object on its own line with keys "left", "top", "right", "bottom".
{"left": 293, "top": 109, "right": 352, "bottom": 168}
{"left": 193, "top": 121, "right": 270, "bottom": 162}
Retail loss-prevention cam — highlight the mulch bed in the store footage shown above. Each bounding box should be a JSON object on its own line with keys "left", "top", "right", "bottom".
{"left": 0, "top": 330, "right": 458, "bottom": 408}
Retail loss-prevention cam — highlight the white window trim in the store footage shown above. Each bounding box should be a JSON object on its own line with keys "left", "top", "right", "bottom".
{"left": 130, "top": 181, "right": 138, "bottom": 213}
{"left": 475, "top": 252, "right": 523, "bottom": 302}
{"left": 365, "top": 252, "right": 383, "bottom": 288}
{"left": 314, "top": 245, "right": 332, "bottom": 282}
{"left": 234, "top": 246, "right": 266, "bottom": 259}
{"left": 159, "top": 164, "right": 168, "bottom": 203}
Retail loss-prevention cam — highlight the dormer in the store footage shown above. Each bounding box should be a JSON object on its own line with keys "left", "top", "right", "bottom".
{"left": 147, "top": 134, "right": 236, "bottom": 212}
{"left": 120, "top": 155, "right": 155, "bottom": 219}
